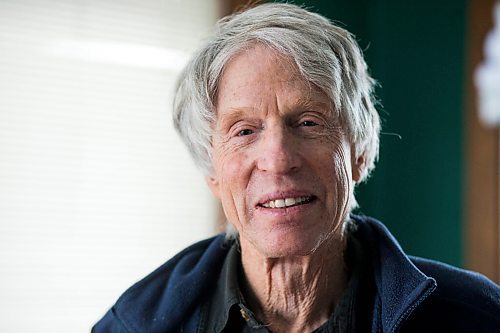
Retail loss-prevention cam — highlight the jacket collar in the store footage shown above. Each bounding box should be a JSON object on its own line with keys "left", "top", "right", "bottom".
{"left": 352, "top": 215, "right": 437, "bottom": 333}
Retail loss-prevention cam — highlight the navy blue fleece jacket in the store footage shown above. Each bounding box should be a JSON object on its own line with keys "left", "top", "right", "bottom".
{"left": 92, "top": 216, "right": 500, "bottom": 332}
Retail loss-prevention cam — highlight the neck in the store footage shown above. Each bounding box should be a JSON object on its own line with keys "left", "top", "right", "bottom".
{"left": 239, "top": 237, "right": 347, "bottom": 333}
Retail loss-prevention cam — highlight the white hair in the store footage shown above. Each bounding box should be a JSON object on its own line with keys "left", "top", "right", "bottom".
{"left": 173, "top": 3, "right": 381, "bottom": 221}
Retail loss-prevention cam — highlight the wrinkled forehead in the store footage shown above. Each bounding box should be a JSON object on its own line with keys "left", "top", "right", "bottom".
{"left": 214, "top": 44, "right": 335, "bottom": 118}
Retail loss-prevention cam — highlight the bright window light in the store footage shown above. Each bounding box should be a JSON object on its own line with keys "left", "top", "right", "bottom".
{"left": 0, "top": 0, "right": 222, "bottom": 332}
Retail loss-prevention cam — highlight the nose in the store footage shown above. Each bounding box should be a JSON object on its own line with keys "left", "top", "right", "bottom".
{"left": 256, "top": 124, "right": 301, "bottom": 174}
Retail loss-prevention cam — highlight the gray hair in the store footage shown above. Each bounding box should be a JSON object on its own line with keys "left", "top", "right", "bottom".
{"left": 173, "top": 2, "right": 380, "bottom": 203}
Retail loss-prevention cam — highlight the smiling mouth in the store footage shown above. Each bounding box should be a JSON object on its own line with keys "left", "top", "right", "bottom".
{"left": 258, "top": 196, "right": 315, "bottom": 209}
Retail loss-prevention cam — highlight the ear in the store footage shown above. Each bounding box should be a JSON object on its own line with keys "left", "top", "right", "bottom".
{"left": 351, "top": 153, "right": 366, "bottom": 183}
{"left": 205, "top": 175, "right": 221, "bottom": 199}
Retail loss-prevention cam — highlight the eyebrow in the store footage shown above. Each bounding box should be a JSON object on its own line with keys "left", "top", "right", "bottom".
{"left": 215, "top": 107, "right": 256, "bottom": 131}
{"left": 293, "top": 98, "right": 331, "bottom": 112}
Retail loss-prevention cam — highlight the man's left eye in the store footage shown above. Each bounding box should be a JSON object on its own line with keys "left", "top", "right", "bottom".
{"left": 300, "top": 120, "right": 318, "bottom": 127}
{"left": 237, "top": 129, "right": 254, "bottom": 136}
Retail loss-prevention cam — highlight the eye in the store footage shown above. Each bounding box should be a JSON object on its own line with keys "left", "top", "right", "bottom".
{"left": 300, "top": 120, "right": 318, "bottom": 127}
{"left": 237, "top": 129, "right": 254, "bottom": 136}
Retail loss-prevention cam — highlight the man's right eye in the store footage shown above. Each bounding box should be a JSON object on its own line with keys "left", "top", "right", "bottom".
{"left": 237, "top": 129, "right": 254, "bottom": 136}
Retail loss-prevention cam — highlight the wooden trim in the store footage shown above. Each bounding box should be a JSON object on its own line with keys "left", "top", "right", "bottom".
{"left": 220, "top": 0, "right": 263, "bottom": 16}
{"left": 465, "top": 0, "right": 500, "bottom": 283}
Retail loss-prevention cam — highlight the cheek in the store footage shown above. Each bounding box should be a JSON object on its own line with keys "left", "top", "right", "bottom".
{"left": 314, "top": 141, "right": 353, "bottom": 205}
{"left": 334, "top": 145, "right": 353, "bottom": 182}
{"left": 315, "top": 139, "right": 352, "bottom": 180}
{"left": 331, "top": 144, "right": 354, "bottom": 215}
{"left": 214, "top": 151, "right": 253, "bottom": 215}
{"left": 217, "top": 151, "right": 251, "bottom": 187}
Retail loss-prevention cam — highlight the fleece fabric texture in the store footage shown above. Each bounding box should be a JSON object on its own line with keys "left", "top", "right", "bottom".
{"left": 92, "top": 216, "right": 500, "bottom": 333}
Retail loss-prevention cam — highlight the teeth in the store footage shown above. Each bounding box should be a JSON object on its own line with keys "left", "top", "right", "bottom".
{"left": 275, "top": 199, "right": 285, "bottom": 208}
{"left": 262, "top": 196, "right": 310, "bottom": 208}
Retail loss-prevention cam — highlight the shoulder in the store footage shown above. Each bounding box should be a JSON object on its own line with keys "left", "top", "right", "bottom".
{"left": 410, "top": 256, "right": 500, "bottom": 311}
{"left": 92, "top": 234, "right": 230, "bottom": 333}
{"left": 406, "top": 256, "right": 500, "bottom": 331}
{"left": 350, "top": 215, "right": 500, "bottom": 331}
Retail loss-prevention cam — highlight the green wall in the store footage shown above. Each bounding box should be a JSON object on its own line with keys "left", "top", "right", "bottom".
{"left": 273, "top": 0, "right": 466, "bottom": 266}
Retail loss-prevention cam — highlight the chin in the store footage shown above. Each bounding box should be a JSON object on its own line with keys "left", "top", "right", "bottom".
{"left": 251, "top": 230, "right": 331, "bottom": 258}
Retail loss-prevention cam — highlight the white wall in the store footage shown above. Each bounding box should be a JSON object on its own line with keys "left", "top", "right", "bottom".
{"left": 0, "top": 1, "right": 221, "bottom": 331}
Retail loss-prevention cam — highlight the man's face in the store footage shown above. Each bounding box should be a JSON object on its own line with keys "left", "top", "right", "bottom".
{"left": 207, "top": 45, "right": 361, "bottom": 258}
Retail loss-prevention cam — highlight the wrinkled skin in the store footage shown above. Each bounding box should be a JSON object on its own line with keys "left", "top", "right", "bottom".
{"left": 206, "top": 44, "right": 364, "bottom": 332}
{"left": 208, "top": 45, "right": 363, "bottom": 258}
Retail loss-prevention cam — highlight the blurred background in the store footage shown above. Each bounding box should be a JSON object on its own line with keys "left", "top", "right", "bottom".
{"left": 0, "top": 0, "right": 498, "bottom": 332}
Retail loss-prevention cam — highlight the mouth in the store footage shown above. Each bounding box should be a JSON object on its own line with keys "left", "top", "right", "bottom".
{"left": 258, "top": 196, "right": 315, "bottom": 209}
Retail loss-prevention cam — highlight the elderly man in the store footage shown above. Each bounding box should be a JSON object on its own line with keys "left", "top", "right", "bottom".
{"left": 93, "top": 3, "right": 500, "bottom": 332}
